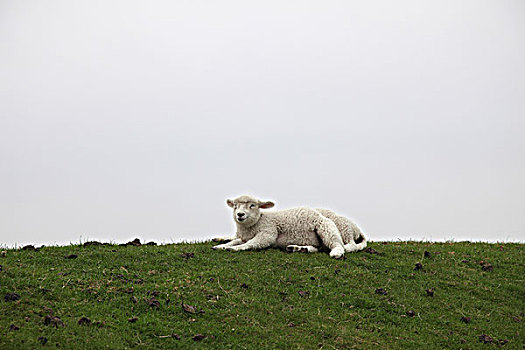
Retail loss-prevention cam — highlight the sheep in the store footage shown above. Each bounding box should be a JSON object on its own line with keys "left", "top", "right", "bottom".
{"left": 212, "top": 195, "right": 367, "bottom": 258}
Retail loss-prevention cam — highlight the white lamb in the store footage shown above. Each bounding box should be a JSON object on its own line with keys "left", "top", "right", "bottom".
{"left": 212, "top": 195, "right": 367, "bottom": 258}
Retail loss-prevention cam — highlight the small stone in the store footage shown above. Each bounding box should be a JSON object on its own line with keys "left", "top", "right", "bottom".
{"left": 128, "top": 317, "right": 138, "bottom": 323}
{"left": 1, "top": 251, "right": 6, "bottom": 257}
{"left": 414, "top": 262, "right": 423, "bottom": 271}
{"left": 288, "top": 322, "right": 296, "bottom": 327}
{"left": 424, "top": 251, "right": 431, "bottom": 258}
{"left": 425, "top": 288, "right": 434, "bottom": 297}
{"left": 406, "top": 310, "right": 416, "bottom": 317}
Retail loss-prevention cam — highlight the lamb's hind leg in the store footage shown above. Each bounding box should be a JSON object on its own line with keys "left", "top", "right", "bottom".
{"left": 315, "top": 219, "right": 345, "bottom": 259}
{"left": 286, "top": 245, "right": 319, "bottom": 253}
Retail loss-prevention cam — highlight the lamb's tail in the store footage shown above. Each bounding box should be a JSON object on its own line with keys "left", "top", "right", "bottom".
{"left": 344, "top": 231, "right": 367, "bottom": 253}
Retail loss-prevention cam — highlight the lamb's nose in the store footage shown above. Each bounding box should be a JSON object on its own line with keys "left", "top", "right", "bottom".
{"left": 237, "top": 212, "right": 245, "bottom": 217}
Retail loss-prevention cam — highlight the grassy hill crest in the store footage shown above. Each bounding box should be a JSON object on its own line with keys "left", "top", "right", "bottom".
{"left": 1, "top": 240, "right": 523, "bottom": 349}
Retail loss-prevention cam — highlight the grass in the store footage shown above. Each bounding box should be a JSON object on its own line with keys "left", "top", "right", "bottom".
{"left": 0, "top": 240, "right": 523, "bottom": 349}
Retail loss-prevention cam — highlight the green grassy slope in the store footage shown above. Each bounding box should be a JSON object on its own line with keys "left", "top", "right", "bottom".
{"left": 1, "top": 241, "right": 523, "bottom": 349}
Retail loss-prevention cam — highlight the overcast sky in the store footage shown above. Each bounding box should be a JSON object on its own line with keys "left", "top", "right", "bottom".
{"left": 1, "top": 0, "right": 524, "bottom": 247}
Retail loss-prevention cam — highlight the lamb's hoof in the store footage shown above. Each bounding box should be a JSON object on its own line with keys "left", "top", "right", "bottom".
{"left": 329, "top": 247, "right": 345, "bottom": 259}
{"left": 286, "top": 245, "right": 307, "bottom": 253}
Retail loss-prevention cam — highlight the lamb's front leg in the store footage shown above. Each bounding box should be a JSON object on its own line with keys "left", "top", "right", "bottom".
{"left": 212, "top": 238, "right": 243, "bottom": 250}
{"left": 226, "top": 231, "right": 277, "bottom": 252}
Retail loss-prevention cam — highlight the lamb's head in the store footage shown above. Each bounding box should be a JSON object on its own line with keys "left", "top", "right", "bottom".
{"left": 226, "top": 195, "right": 275, "bottom": 226}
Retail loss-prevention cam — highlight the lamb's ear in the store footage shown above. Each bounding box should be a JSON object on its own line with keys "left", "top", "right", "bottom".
{"left": 226, "top": 199, "right": 234, "bottom": 208}
{"left": 259, "top": 201, "right": 275, "bottom": 209}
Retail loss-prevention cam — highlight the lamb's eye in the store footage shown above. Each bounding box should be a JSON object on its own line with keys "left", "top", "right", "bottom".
{"left": 249, "top": 204, "right": 256, "bottom": 209}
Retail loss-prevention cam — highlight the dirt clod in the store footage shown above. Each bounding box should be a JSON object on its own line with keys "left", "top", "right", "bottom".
{"left": 288, "top": 322, "right": 296, "bottom": 327}
{"left": 145, "top": 241, "right": 157, "bottom": 246}
{"left": 44, "top": 315, "right": 65, "bottom": 328}
{"left": 182, "top": 303, "right": 203, "bottom": 314}
{"left": 240, "top": 283, "right": 249, "bottom": 289}
{"left": 364, "top": 247, "right": 379, "bottom": 255}
{"left": 298, "top": 291, "right": 310, "bottom": 297}
{"left": 481, "top": 263, "right": 493, "bottom": 271}
{"left": 406, "top": 310, "right": 416, "bottom": 317}
{"left": 4, "top": 293, "right": 20, "bottom": 302}
{"left": 128, "top": 238, "right": 142, "bottom": 246}
{"left": 414, "top": 262, "right": 423, "bottom": 271}
{"left": 460, "top": 316, "right": 471, "bottom": 323}
{"left": 38, "top": 336, "right": 48, "bottom": 345}
{"left": 78, "top": 317, "right": 91, "bottom": 325}
{"left": 192, "top": 334, "right": 206, "bottom": 341}
{"left": 181, "top": 252, "right": 195, "bottom": 259}
{"left": 425, "top": 288, "right": 434, "bottom": 297}
{"left": 375, "top": 288, "right": 388, "bottom": 295}
{"left": 128, "top": 317, "right": 138, "bottom": 323}
{"left": 83, "top": 241, "right": 102, "bottom": 246}
{"left": 22, "top": 245, "right": 36, "bottom": 251}
{"left": 65, "top": 254, "right": 78, "bottom": 259}
{"left": 479, "top": 334, "right": 494, "bottom": 343}
{"left": 9, "top": 324, "right": 20, "bottom": 331}
{"left": 424, "top": 251, "right": 431, "bottom": 258}
{"left": 148, "top": 298, "right": 160, "bottom": 308}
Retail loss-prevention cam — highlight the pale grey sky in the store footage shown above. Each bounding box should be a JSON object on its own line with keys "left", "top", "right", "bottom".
{"left": 1, "top": 0, "right": 524, "bottom": 247}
